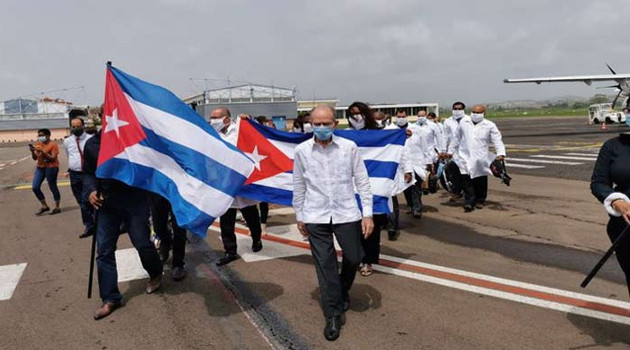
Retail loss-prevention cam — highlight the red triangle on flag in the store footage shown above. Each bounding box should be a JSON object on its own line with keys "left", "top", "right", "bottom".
{"left": 98, "top": 67, "right": 146, "bottom": 166}
{"left": 237, "top": 119, "right": 294, "bottom": 185}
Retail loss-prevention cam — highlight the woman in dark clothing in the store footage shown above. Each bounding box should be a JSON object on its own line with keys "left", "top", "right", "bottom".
{"left": 591, "top": 132, "right": 630, "bottom": 296}
{"left": 347, "top": 102, "right": 387, "bottom": 276}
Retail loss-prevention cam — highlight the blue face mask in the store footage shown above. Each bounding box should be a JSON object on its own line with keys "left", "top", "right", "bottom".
{"left": 313, "top": 125, "right": 333, "bottom": 141}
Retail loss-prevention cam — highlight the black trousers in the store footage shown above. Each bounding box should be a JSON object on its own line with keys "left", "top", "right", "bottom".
{"left": 150, "top": 195, "right": 186, "bottom": 268}
{"left": 462, "top": 175, "right": 488, "bottom": 206}
{"left": 607, "top": 216, "right": 630, "bottom": 297}
{"left": 259, "top": 202, "right": 269, "bottom": 224}
{"left": 220, "top": 205, "right": 262, "bottom": 255}
{"left": 69, "top": 171, "right": 94, "bottom": 230}
{"left": 306, "top": 220, "right": 364, "bottom": 318}
{"left": 361, "top": 214, "right": 388, "bottom": 264}
{"left": 387, "top": 196, "right": 399, "bottom": 235}
{"left": 403, "top": 176, "right": 423, "bottom": 212}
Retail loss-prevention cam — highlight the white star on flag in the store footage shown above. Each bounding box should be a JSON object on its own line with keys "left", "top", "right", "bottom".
{"left": 245, "top": 146, "right": 267, "bottom": 171}
{"left": 104, "top": 108, "right": 130, "bottom": 138}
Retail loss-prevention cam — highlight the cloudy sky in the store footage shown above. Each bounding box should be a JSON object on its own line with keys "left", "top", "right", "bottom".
{"left": 0, "top": 0, "right": 627, "bottom": 107}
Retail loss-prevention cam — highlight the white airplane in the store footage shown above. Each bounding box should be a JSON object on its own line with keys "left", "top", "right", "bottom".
{"left": 504, "top": 65, "right": 630, "bottom": 110}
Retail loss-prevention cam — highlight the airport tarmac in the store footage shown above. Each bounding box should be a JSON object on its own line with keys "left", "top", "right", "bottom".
{"left": 1, "top": 117, "right": 629, "bottom": 349}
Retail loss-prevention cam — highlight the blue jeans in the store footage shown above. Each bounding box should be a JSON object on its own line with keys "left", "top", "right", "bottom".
{"left": 69, "top": 171, "right": 94, "bottom": 230}
{"left": 96, "top": 190, "right": 163, "bottom": 303}
{"left": 32, "top": 167, "right": 60, "bottom": 202}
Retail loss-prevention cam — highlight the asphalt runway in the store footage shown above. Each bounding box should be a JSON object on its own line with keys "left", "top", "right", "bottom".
{"left": 1, "top": 117, "right": 630, "bottom": 349}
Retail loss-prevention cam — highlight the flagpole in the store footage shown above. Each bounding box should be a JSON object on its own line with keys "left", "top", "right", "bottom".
{"left": 87, "top": 210, "right": 99, "bottom": 299}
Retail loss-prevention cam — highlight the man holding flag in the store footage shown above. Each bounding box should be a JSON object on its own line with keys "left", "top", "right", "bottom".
{"left": 293, "top": 105, "right": 374, "bottom": 341}
{"left": 86, "top": 63, "right": 254, "bottom": 320}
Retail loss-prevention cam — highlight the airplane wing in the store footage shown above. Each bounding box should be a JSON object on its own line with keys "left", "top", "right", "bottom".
{"left": 504, "top": 74, "right": 630, "bottom": 86}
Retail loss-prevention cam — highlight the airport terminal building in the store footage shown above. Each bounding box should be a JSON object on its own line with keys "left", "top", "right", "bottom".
{"left": 0, "top": 98, "right": 87, "bottom": 143}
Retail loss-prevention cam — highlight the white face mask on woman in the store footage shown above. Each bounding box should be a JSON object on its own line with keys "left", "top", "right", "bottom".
{"left": 471, "top": 113, "right": 485, "bottom": 123}
{"left": 303, "top": 123, "right": 313, "bottom": 133}
{"left": 349, "top": 115, "right": 365, "bottom": 130}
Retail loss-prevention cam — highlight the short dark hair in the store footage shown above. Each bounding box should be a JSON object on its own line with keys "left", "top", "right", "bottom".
{"left": 38, "top": 128, "right": 51, "bottom": 136}
{"left": 71, "top": 117, "right": 85, "bottom": 126}
{"left": 255, "top": 115, "right": 267, "bottom": 124}
{"left": 452, "top": 101, "right": 466, "bottom": 109}
{"left": 428, "top": 112, "right": 437, "bottom": 118}
{"left": 395, "top": 109, "right": 407, "bottom": 114}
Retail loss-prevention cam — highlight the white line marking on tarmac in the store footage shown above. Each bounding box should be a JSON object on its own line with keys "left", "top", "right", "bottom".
{"left": 374, "top": 264, "right": 630, "bottom": 325}
{"left": 9, "top": 161, "right": 17, "bottom": 165}
{"left": 507, "top": 158, "right": 582, "bottom": 165}
{"left": 19, "top": 156, "right": 29, "bottom": 161}
{"left": 531, "top": 155, "right": 597, "bottom": 161}
{"left": 231, "top": 222, "right": 630, "bottom": 325}
{"left": 563, "top": 153, "right": 599, "bottom": 157}
{"left": 0, "top": 263, "right": 27, "bottom": 301}
{"left": 209, "top": 225, "right": 305, "bottom": 262}
{"left": 115, "top": 249, "right": 149, "bottom": 282}
{"left": 505, "top": 163, "right": 545, "bottom": 169}
{"left": 0, "top": 163, "right": 5, "bottom": 167}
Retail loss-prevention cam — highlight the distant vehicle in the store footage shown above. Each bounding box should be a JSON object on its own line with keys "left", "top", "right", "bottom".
{"left": 588, "top": 103, "right": 625, "bottom": 124}
{"left": 504, "top": 64, "right": 630, "bottom": 110}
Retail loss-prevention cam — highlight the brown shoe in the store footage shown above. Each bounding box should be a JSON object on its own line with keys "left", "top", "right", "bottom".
{"left": 145, "top": 275, "right": 162, "bottom": 294}
{"left": 93, "top": 301, "right": 121, "bottom": 320}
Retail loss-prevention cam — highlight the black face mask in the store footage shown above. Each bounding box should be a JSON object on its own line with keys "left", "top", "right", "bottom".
{"left": 71, "top": 128, "right": 84, "bottom": 137}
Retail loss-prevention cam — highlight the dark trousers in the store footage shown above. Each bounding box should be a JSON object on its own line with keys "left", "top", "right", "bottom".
{"left": 32, "top": 167, "right": 60, "bottom": 202}
{"left": 96, "top": 190, "right": 163, "bottom": 303}
{"left": 220, "top": 205, "right": 262, "bottom": 255}
{"left": 259, "top": 202, "right": 269, "bottom": 224}
{"left": 403, "top": 174, "right": 423, "bottom": 212}
{"left": 387, "top": 196, "right": 400, "bottom": 236}
{"left": 361, "top": 214, "right": 388, "bottom": 264}
{"left": 150, "top": 195, "right": 186, "bottom": 268}
{"left": 462, "top": 175, "right": 488, "bottom": 206}
{"left": 69, "top": 171, "right": 94, "bottom": 230}
{"left": 607, "top": 216, "right": 630, "bottom": 297}
{"left": 306, "top": 220, "right": 363, "bottom": 318}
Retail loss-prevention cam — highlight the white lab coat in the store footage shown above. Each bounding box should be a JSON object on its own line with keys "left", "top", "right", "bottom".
{"left": 443, "top": 115, "right": 467, "bottom": 154}
{"left": 221, "top": 122, "right": 260, "bottom": 209}
{"left": 385, "top": 123, "right": 416, "bottom": 193}
{"left": 451, "top": 116, "right": 506, "bottom": 179}
{"left": 407, "top": 122, "right": 443, "bottom": 180}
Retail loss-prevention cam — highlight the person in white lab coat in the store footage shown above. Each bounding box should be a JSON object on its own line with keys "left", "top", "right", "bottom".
{"left": 449, "top": 105, "right": 506, "bottom": 212}
{"left": 395, "top": 109, "right": 423, "bottom": 218}
{"left": 443, "top": 101, "right": 467, "bottom": 156}
{"left": 409, "top": 110, "right": 445, "bottom": 181}
{"left": 375, "top": 111, "right": 413, "bottom": 240}
{"left": 209, "top": 107, "right": 264, "bottom": 265}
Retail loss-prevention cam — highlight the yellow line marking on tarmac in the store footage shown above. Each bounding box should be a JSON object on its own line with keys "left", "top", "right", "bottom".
{"left": 13, "top": 181, "right": 70, "bottom": 190}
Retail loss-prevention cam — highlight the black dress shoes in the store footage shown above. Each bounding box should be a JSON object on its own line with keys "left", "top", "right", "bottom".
{"left": 79, "top": 227, "right": 94, "bottom": 239}
{"left": 252, "top": 241, "right": 263, "bottom": 253}
{"left": 216, "top": 253, "right": 239, "bottom": 266}
{"left": 324, "top": 316, "right": 342, "bottom": 341}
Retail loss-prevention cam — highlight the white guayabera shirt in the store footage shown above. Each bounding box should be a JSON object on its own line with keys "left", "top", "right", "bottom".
{"left": 293, "top": 135, "right": 373, "bottom": 224}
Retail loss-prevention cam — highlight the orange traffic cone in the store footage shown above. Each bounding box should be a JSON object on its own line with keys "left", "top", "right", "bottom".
{"left": 601, "top": 122, "right": 607, "bottom": 131}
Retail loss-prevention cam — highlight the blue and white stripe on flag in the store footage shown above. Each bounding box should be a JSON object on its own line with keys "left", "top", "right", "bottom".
{"left": 98, "top": 65, "right": 254, "bottom": 237}
{"left": 237, "top": 122, "right": 406, "bottom": 214}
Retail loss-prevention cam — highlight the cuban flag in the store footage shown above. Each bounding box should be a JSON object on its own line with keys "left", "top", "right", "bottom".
{"left": 236, "top": 119, "right": 406, "bottom": 213}
{"left": 97, "top": 64, "right": 254, "bottom": 237}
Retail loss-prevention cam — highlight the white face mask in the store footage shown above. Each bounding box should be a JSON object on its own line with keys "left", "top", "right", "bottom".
{"left": 210, "top": 118, "right": 226, "bottom": 132}
{"left": 303, "top": 123, "right": 313, "bottom": 133}
{"left": 376, "top": 120, "right": 384, "bottom": 127}
{"left": 349, "top": 116, "right": 365, "bottom": 130}
{"left": 471, "top": 113, "right": 484, "bottom": 123}
{"left": 453, "top": 110, "right": 465, "bottom": 119}
{"left": 396, "top": 117, "right": 408, "bottom": 127}
{"left": 417, "top": 116, "right": 427, "bottom": 125}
